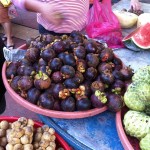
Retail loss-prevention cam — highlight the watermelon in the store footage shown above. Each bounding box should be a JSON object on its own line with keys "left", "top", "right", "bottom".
{"left": 123, "top": 23, "right": 150, "bottom": 51}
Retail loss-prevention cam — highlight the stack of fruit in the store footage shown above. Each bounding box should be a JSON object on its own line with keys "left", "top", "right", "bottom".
{"left": 5, "top": 31, "right": 133, "bottom": 113}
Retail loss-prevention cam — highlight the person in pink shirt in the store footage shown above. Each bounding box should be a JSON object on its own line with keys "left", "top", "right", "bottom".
{"left": 12, "top": 0, "right": 89, "bottom": 35}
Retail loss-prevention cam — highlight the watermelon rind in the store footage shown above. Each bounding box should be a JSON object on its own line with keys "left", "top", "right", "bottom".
{"left": 123, "top": 39, "right": 143, "bottom": 51}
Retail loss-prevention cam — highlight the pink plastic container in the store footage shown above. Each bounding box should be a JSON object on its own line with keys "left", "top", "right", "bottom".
{"left": 0, "top": 116, "right": 71, "bottom": 150}
{"left": 2, "top": 44, "right": 107, "bottom": 119}
{"left": 116, "top": 107, "right": 140, "bottom": 150}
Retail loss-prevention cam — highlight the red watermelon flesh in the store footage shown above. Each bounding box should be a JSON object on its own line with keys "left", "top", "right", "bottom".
{"left": 132, "top": 23, "right": 150, "bottom": 49}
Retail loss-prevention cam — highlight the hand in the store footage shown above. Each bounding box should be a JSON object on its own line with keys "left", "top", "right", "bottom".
{"left": 40, "top": 3, "right": 64, "bottom": 25}
{"left": 130, "top": 0, "right": 141, "bottom": 11}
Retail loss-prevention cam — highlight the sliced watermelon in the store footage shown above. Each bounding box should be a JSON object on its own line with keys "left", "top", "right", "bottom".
{"left": 123, "top": 23, "right": 150, "bottom": 51}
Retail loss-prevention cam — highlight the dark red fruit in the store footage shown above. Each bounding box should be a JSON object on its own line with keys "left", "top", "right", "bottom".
{"left": 86, "top": 53, "right": 99, "bottom": 68}
{"left": 18, "top": 76, "right": 33, "bottom": 91}
{"left": 40, "top": 48, "right": 56, "bottom": 62}
{"left": 120, "top": 66, "right": 134, "bottom": 80}
{"left": 91, "top": 90, "right": 107, "bottom": 108}
{"left": 73, "top": 36, "right": 83, "bottom": 44}
{"left": 53, "top": 40, "right": 65, "bottom": 53}
{"left": 51, "top": 71, "right": 63, "bottom": 83}
{"left": 85, "top": 40, "right": 97, "bottom": 53}
{"left": 113, "top": 56, "right": 123, "bottom": 70}
{"left": 99, "top": 48, "right": 114, "bottom": 62}
{"left": 45, "top": 83, "right": 55, "bottom": 95}
{"left": 61, "top": 97, "right": 76, "bottom": 112}
{"left": 10, "top": 76, "right": 21, "bottom": 92}
{"left": 74, "top": 46, "right": 86, "bottom": 59}
{"left": 85, "top": 67, "right": 97, "bottom": 81}
{"left": 34, "top": 71, "right": 51, "bottom": 90}
{"left": 91, "top": 81, "right": 105, "bottom": 93}
{"left": 41, "top": 34, "right": 55, "bottom": 44}
{"left": 17, "top": 66, "right": 35, "bottom": 76}
{"left": 39, "top": 92, "right": 55, "bottom": 109}
{"left": 63, "top": 54, "right": 76, "bottom": 67}
{"left": 38, "top": 65, "right": 51, "bottom": 76}
{"left": 20, "top": 58, "right": 31, "bottom": 66}
{"left": 100, "top": 72, "right": 114, "bottom": 85}
{"left": 64, "top": 78, "right": 79, "bottom": 89}
{"left": 74, "top": 71, "right": 84, "bottom": 84}
{"left": 112, "top": 69, "right": 124, "bottom": 80}
{"left": 76, "top": 97, "right": 92, "bottom": 111}
{"left": 98, "top": 62, "right": 114, "bottom": 74}
{"left": 53, "top": 83, "right": 65, "bottom": 99}
{"left": 25, "top": 47, "right": 40, "bottom": 63}
{"left": 60, "top": 65, "right": 75, "bottom": 79}
{"left": 49, "top": 58, "right": 62, "bottom": 71}
{"left": 70, "top": 30, "right": 82, "bottom": 38}
{"left": 38, "top": 58, "right": 48, "bottom": 66}
{"left": 6, "top": 62, "right": 18, "bottom": 79}
{"left": 106, "top": 93, "right": 124, "bottom": 112}
{"left": 27, "top": 88, "right": 41, "bottom": 104}
{"left": 53, "top": 100, "right": 61, "bottom": 111}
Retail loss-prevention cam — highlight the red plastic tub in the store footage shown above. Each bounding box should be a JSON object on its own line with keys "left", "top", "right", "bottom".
{"left": 2, "top": 44, "right": 107, "bottom": 119}
{"left": 116, "top": 107, "right": 140, "bottom": 150}
{"left": 0, "top": 116, "right": 71, "bottom": 150}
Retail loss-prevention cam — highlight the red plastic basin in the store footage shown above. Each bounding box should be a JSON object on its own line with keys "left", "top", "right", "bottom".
{"left": 0, "top": 116, "right": 71, "bottom": 150}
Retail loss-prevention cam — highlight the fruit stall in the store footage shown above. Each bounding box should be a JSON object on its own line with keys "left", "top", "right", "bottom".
{"left": 1, "top": 0, "right": 150, "bottom": 150}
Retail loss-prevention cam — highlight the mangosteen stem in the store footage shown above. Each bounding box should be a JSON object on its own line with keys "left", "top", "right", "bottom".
{"left": 95, "top": 90, "right": 107, "bottom": 104}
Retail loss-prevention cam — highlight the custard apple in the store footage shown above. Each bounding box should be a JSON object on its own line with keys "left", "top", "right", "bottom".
{"left": 123, "top": 110, "right": 150, "bottom": 139}
{"left": 140, "top": 133, "right": 150, "bottom": 150}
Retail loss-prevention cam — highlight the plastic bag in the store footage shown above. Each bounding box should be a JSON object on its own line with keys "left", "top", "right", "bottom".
{"left": 86, "top": 0, "right": 124, "bottom": 49}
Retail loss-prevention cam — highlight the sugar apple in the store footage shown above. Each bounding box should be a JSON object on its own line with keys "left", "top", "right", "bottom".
{"left": 123, "top": 110, "right": 150, "bottom": 139}
{"left": 124, "top": 83, "right": 145, "bottom": 111}
{"left": 132, "top": 66, "right": 150, "bottom": 84}
{"left": 140, "top": 133, "right": 150, "bottom": 150}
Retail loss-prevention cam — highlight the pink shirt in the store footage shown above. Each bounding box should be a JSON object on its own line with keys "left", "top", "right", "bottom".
{"left": 12, "top": 0, "right": 89, "bottom": 33}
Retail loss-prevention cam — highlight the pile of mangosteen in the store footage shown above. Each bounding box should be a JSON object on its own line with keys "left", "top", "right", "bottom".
{"left": 6, "top": 31, "right": 134, "bottom": 112}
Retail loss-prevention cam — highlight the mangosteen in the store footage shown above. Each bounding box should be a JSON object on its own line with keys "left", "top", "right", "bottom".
{"left": 52, "top": 40, "right": 65, "bottom": 53}
{"left": 60, "top": 65, "right": 75, "bottom": 79}
{"left": 120, "top": 66, "right": 134, "bottom": 80}
{"left": 70, "top": 30, "right": 82, "bottom": 38}
{"left": 34, "top": 71, "right": 51, "bottom": 90}
{"left": 38, "top": 58, "right": 48, "bottom": 66}
{"left": 61, "top": 97, "right": 76, "bottom": 112}
{"left": 73, "top": 35, "right": 83, "bottom": 44}
{"left": 27, "top": 88, "right": 41, "bottom": 104}
{"left": 25, "top": 47, "right": 40, "bottom": 63}
{"left": 58, "top": 52, "right": 67, "bottom": 61}
{"left": 85, "top": 67, "right": 97, "bottom": 81}
{"left": 99, "top": 48, "right": 114, "bottom": 62}
{"left": 85, "top": 40, "right": 97, "bottom": 53}
{"left": 45, "top": 83, "right": 55, "bottom": 95}
{"left": 53, "top": 83, "right": 65, "bottom": 99}
{"left": 10, "top": 76, "right": 21, "bottom": 92}
{"left": 86, "top": 53, "right": 99, "bottom": 68}
{"left": 76, "top": 59, "right": 87, "bottom": 73}
{"left": 20, "top": 58, "right": 31, "bottom": 66}
{"left": 6, "top": 63, "right": 18, "bottom": 79}
{"left": 112, "top": 69, "right": 124, "bottom": 80}
{"left": 91, "top": 90, "right": 107, "bottom": 108}
{"left": 33, "top": 62, "right": 39, "bottom": 72}
{"left": 40, "top": 48, "right": 56, "bottom": 62}
{"left": 111, "top": 79, "right": 125, "bottom": 94}
{"left": 79, "top": 83, "right": 92, "bottom": 97}
{"left": 41, "top": 34, "right": 55, "bottom": 44}
{"left": 49, "top": 58, "right": 62, "bottom": 71}
{"left": 76, "top": 97, "right": 92, "bottom": 111}
{"left": 100, "top": 72, "right": 114, "bottom": 85}
{"left": 63, "top": 54, "right": 76, "bottom": 67}
{"left": 53, "top": 100, "right": 61, "bottom": 111}
{"left": 112, "top": 56, "right": 123, "bottom": 70}
{"left": 91, "top": 81, "right": 105, "bottom": 93}
{"left": 106, "top": 93, "right": 124, "bottom": 112}
{"left": 26, "top": 37, "right": 34, "bottom": 47}
{"left": 18, "top": 76, "right": 33, "bottom": 91}
{"left": 51, "top": 71, "right": 63, "bottom": 83}
{"left": 38, "top": 92, "right": 55, "bottom": 109}
{"left": 38, "top": 65, "right": 51, "bottom": 76}
{"left": 17, "top": 66, "right": 35, "bottom": 76}
{"left": 73, "top": 71, "right": 84, "bottom": 84}
{"left": 64, "top": 78, "right": 79, "bottom": 89}
{"left": 98, "top": 62, "right": 114, "bottom": 74}
{"left": 73, "top": 46, "right": 86, "bottom": 59}
{"left": 70, "top": 42, "right": 78, "bottom": 50}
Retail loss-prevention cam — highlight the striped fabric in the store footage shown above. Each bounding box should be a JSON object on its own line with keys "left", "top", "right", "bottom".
{"left": 37, "top": 0, "right": 89, "bottom": 33}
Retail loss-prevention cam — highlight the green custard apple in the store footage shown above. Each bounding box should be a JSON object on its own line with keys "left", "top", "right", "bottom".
{"left": 140, "top": 133, "right": 150, "bottom": 150}
{"left": 123, "top": 110, "right": 150, "bottom": 139}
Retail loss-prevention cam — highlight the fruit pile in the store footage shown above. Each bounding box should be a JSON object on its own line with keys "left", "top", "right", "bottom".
{"left": 6, "top": 31, "right": 134, "bottom": 112}
{"left": 0, "top": 117, "right": 57, "bottom": 150}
